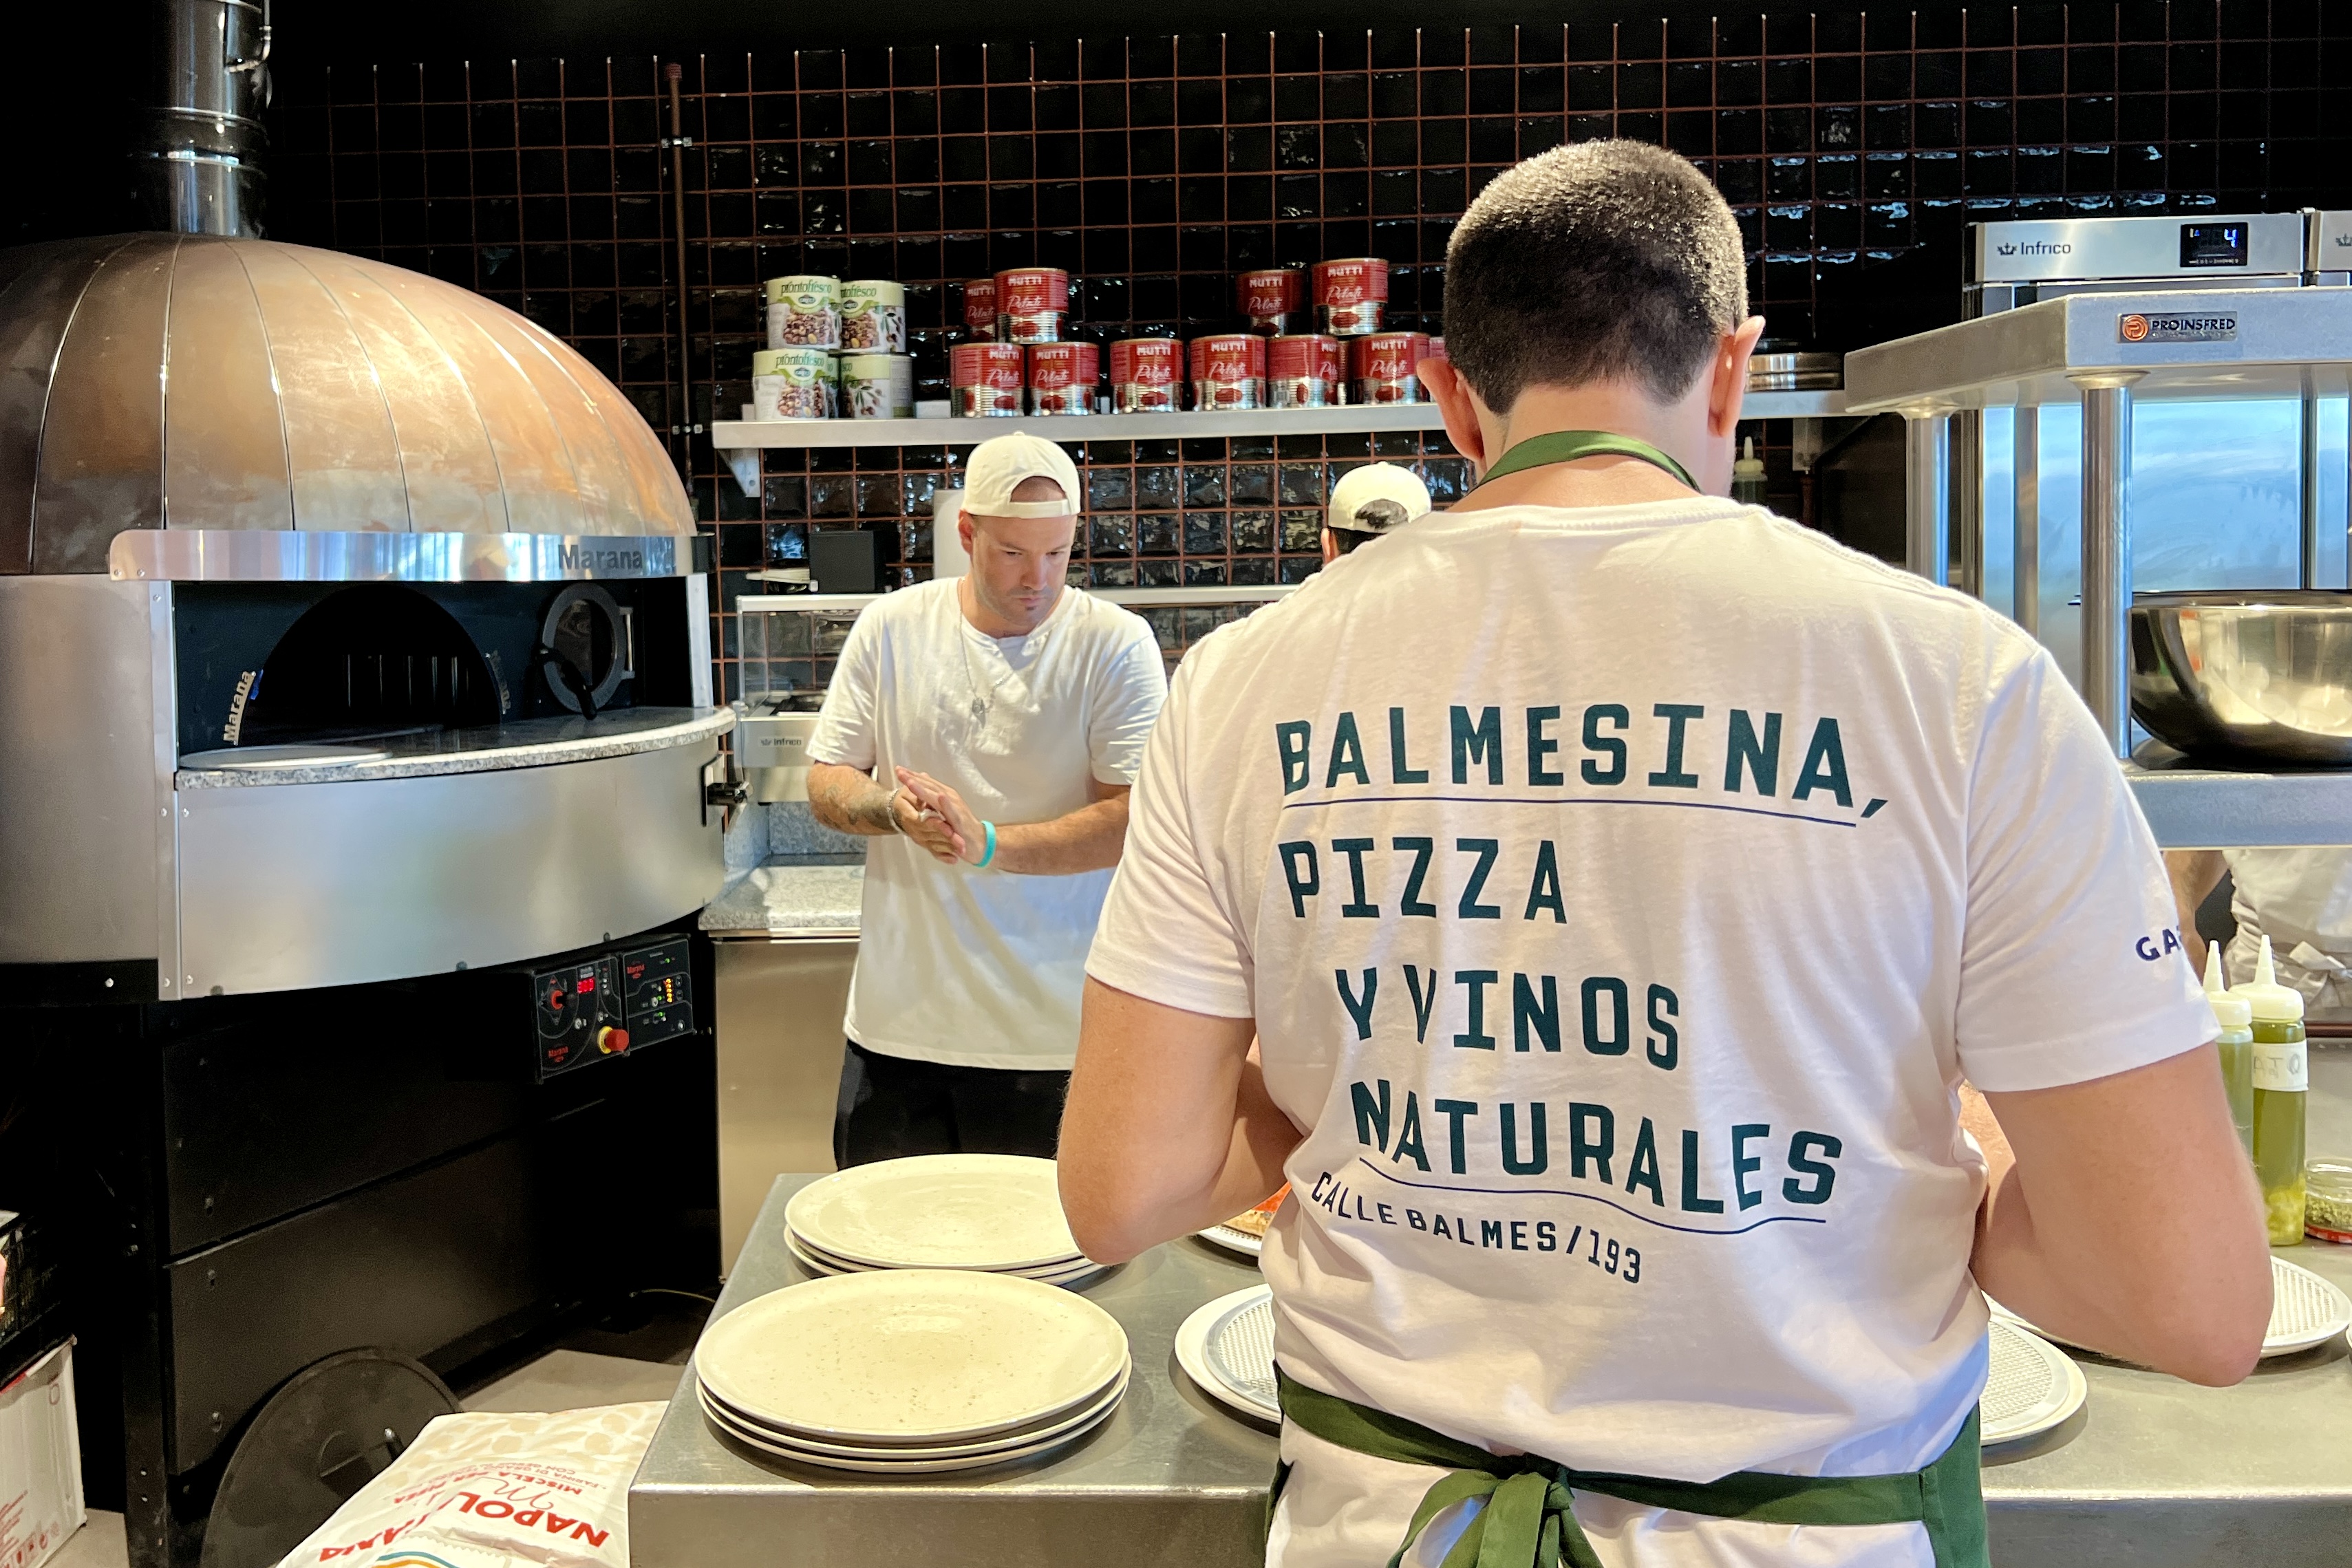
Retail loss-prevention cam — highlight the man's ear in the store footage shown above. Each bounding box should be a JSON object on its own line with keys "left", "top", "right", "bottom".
{"left": 1422, "top": 358, "right": 1492, "bottom": 471}
{"left": 1705, "top": 316, "right": 1768, "bottom": 441}
{"left": 959, "top": 509, "right": 977, "bottom": 557}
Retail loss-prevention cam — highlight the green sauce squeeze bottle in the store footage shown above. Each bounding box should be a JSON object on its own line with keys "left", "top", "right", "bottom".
{"left": 2204, "top": 945, "right": 2256, "bottom": 1161}
{"left": 2236, "top": 935, "right": 2307, "bottom": 1246}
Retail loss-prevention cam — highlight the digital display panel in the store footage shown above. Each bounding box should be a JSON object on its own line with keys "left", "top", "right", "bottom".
{"left": 2179, "top": 223, "right": 2249, "bottom": 268}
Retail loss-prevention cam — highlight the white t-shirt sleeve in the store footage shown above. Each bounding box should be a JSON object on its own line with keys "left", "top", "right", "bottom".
{"left": 1086, "top": 656, "right": 1254, "bottom": 1018}
{"left": 805, "top": 605, "right": 882, "bottom": 771}
{"left": 1953, "top": 643, "right": 2216, "bottom": 1092}
{"left": 1088, "top": 623, "right": 1170, "bottom": 786}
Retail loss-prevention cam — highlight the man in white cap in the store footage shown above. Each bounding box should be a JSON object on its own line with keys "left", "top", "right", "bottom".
{"left": 804, "top": 431, "right": 1168, "bottom": 1165}
{"left": 1323, "top": 462, "right": 1435, "bottom": 561}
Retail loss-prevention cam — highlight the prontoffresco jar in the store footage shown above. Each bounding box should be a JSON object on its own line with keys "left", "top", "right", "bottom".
{"left": 840, "top": 354, "right": 915, "bottom": 419}
{"left": 765, "top": 275, "right": 841, "bottom": 350}
{"left": 753, "top": 348, "right": 836, "bottom": 419}
{"left": 840, "top": 280, "right": 907, "bottom": 354}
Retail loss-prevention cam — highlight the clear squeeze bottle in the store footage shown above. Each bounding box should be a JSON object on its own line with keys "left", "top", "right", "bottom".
{"left": 1731, "top": 436, "right": 1768, "bottom": 508}
{"left": 2204, "top": 945, "right": 2256, "bottom": 1159}
{"left": 2238, "top": 936, "right": 2307, "bottom": 1245}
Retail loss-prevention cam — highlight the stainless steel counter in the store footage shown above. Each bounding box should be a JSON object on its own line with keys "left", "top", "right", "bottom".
{"left": 634, "top": 1066, "right": 2352, "bottom": 1568}
{"left": 630, "top": 1174, "right": 1276, "bottom": 1568}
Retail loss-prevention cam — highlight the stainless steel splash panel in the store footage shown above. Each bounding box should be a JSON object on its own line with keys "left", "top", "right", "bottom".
{"left": 175, "top": 740, "right": 725, "bottom": 996}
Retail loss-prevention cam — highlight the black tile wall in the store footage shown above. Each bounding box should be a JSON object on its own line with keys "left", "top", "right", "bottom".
{"left": 266, "top": 6, "right": 2351, "bottom": 698}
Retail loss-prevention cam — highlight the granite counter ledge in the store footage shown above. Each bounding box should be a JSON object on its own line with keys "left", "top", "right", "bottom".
{"left": 175, "top": 707, "right": 734, "bottom": 788}
{"left": 700, "top": 855, "right": 864, "bottom": 936}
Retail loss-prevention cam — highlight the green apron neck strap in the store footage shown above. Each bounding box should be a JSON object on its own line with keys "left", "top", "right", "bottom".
{"left": 1474, "top": 429, "right": 1698, "bottom": 492}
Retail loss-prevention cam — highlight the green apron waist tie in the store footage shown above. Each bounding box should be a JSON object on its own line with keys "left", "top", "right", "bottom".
{"left": 1274, "top": 1371, "right": 1987, "bottom": 1568}
{"left": 1471, "top": 429, "right": 1698, "bottom": 492}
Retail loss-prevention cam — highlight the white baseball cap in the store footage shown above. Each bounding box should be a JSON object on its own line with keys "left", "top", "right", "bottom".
{"left": 1327, "top": 462, "right": 1433, "bottom": 535}
{"left": 961, "top": 431, "right": 1083, "bottom": 518}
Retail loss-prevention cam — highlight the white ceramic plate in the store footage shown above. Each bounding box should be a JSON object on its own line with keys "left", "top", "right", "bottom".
{"left": 783, "top": 1228, "right": 1102, "bottom": 1287}
{"left": 702, "top": 1385, "right": 1120, "bottom": 1473}
{"left": 784, "top": 1154, "right": 1084, "bottom": 1271}
{"left": 786, "top": 1225, "right": 1093, "bottom": 1280}
{"left": 1175, "top": 1285, "right": 1279, "bottom": 1426}
{"left": 1990, "top": 1254, "right": 2352, "bottom": 1360}
{"left": 1195, "top": 1223, "right": 1264, "bottom": 1259}
{"left": 694, "top": 1270, "right": 1129, "bottom": 1443}
{"left": 1978, "top": 1320, "right": 2086, "bottom": 1446}
{"left": 699, "top": 1362, "right": 1129, "bottom": 1459}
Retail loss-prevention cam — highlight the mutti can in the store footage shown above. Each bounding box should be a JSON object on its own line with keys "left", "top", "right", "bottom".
{"left": 1425, "top": 336, "right": 1447, "bottom": 364}
{"left": 753, "top": 347, "right": 836, "bottom": 419}
{"left": 1237, "top": 268, "right": 1306, "bottom": 333}
{"left": 840, "top": 280, "right": 907, "bottom": 354}
{"left": 1268, "top": 334, "right": 1343, "bottom": 409}
{"left": 1189, "top": 333, "right": 1266, "bottom": 411}
{"left": 950, "top": 341, "right": 1026, "bottom": 416}
{"left": 1027, "top": 341, "right": 1100, "bottom": 416}
{"left": 1354, "top": 332, "right": 1432, "bottom": 404}
{"left": 1110, "top": 338, "right": 1183, "bottom": 411}
{"left": 961, "top": 277, "right": 1000, "bottom": 339}
{"left": 995, "top": 267, "right": 1071, "bottom": 344}
{"left": 1313, "top": 257, "right": 1389, "bottom": 336}
{"left": 765, "top": 275, "right": 840, "bottom": 349}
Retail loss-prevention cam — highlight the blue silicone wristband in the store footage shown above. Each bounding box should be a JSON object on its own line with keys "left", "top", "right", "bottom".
{"left": 977, "top": 820, "right": 996, "bottom": 869}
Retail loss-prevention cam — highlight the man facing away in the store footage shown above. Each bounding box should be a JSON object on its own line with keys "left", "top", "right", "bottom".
{"left": 1060, "top": 140, "right": 2268, "bottom": 1568}
{"left": 804, "top": 431, "right": 1166, "bottom": 1166}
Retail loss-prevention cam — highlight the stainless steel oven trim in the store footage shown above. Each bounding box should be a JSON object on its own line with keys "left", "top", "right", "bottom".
{"left": 108, "top": 529, "right": 689, "bottom": 582}
{"left": 151, "top": 582, "right": 182, "bottom": 998}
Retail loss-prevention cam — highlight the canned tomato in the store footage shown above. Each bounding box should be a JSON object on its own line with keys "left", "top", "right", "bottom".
{"left": 753, "top": 347, "right": 837, "bottom": 419}
{"left": 841, "top": 353, "right": 915, "bottom": 419}
{"left": 765, "top": 275, "right": 841, "bottom": 350}
{"left": 1268, "top": 334, "right": 1343, "bottom": 409}
{"left": 1189, "top": 334, "right": 1266, "bottom": 411}
{"left": 1110, "top": 338, "right": 1184, "bottom": 412}
{"left": 1426, "top": 336, "right": 1447, "bottom": 364}
{"left": 995, "top": 267, "right": 1071, "bottom": 345}
{"left": 840, "top": 280, "right": 907, "bottom": 354}
{"left": 1237, "top": 268, "right": 1306, "bottom": 333}
{"left": 950, "top": 342, "right": 1027, "bottom": 417}
{"left": 1027, "top": 341, "right": 1100, "bottom": 416}
{"left": 1312, "top": 257, "right": 1389, "bottom": 336}
{"left": 1353, "top": 332, "right": 1431, "bottom": 405}
{"left": 961, "top": 277, "right": 999, "bottom": 339}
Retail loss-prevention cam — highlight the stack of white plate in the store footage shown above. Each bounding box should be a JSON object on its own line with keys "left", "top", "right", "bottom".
{"left": 783, "top": 1154, "right": 1100, "bottom": 1284}
{"left": 694, "top": 1269, "right": 1131, "bottom": 1473}
{"left": 1990, "top": 1254, "right": 2352, "bottom": 1361}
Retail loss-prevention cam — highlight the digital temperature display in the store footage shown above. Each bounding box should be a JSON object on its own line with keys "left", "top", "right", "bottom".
{"left": 2179, "top": 222, "right": 2249, "bottom": 268}
{"left": 576, "top": 975, "right": 596, "bottom": 994}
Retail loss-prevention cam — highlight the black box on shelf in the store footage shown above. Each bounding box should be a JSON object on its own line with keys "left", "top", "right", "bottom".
{"left": 810, "top": 530, "right": 887, "bottom": 594}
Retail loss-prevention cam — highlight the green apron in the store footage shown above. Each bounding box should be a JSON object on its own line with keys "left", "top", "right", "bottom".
{"left": 1472, "top": 429, "right": 1698, "bottom": 492}
{"left": 1273, "top": 1371, "right": 1987, "bottom": 1568}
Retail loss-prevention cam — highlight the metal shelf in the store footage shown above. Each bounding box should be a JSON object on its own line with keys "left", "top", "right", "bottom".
{"left": 709, "top": 389, "right": 1846, "bottom": 451}
{"left": 1845, "top": 286, "right": 2352, "bottom": 413}
{"left": 2127, "top": 762, "right": 2352, "bottom": 848}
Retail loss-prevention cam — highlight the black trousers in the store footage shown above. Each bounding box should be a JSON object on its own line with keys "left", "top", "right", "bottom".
{"left": 832, "top": 1038, "right": 1071, "bottom": 1168}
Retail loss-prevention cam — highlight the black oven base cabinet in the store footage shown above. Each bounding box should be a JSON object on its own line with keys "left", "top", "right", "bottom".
{"left": 0, "top": 923, "right": 719, "bottom": 1568}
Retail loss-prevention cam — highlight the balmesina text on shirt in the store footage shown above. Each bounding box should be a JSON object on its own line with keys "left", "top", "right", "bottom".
{"left": 1273, "top": 700, "right": 1872, "bottom": 1273}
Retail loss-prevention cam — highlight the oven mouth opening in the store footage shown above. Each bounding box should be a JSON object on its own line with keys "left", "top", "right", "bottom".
{"left": 237, "top": 584, "right": 502, "bottom": 747}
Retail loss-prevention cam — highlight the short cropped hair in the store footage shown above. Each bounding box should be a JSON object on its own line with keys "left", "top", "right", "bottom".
{"left": 1442, "top": 140, "right": 1748, "bottom": 409}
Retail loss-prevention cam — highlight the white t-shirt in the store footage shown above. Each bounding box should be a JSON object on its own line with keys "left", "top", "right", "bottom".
{"left": 1087, "top": 499, "right": 2213, "bottom": 1567}
{"left": 810, "top": 580, "right": 1167, "bottom": 1071}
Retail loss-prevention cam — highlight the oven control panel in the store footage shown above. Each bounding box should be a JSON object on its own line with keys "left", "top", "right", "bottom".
{"left": 531, "top": 938, "right": 696, "bottom": 1080}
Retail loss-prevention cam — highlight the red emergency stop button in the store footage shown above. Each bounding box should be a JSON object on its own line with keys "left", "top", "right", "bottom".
{"left": 597, "top": 1026, "right": 630, "bottom": 1055}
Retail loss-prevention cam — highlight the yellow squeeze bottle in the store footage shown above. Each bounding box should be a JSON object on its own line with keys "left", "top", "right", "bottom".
{"left": 2236, "top": 936, "right": 2307, "bottom": 1245}
{"left": 2205, "top": 945, "right": 2256, "bottom": 1159}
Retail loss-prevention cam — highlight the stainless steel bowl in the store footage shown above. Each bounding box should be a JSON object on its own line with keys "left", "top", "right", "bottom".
{"left": 2131, "top": 591, "right": 2352, "bottom": 766}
